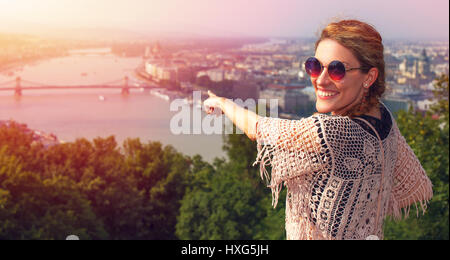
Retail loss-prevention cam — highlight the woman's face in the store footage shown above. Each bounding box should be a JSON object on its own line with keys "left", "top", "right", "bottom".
{"left": 312, "top": 39, "right": 370, "bottom": 115}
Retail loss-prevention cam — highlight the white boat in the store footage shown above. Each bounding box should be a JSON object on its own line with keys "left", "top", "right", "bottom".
{"left": 98, "top": 95, "right": 106, "bottom": 101}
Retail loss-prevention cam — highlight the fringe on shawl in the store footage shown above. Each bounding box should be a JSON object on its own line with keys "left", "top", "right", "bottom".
{"left": 285, "top": 217, "right": 331, "bottom": 240}
{"left": 252, "top": 116, "right": 323, "bottom": 209}
{"left": 389, "top": 178, "right": 434, "bottom": 221}
{"left": 388, "top": 124, "right": 434, "bottom": 221}
{"left": 252, "top": 141, "right": 284, "bottom": 208}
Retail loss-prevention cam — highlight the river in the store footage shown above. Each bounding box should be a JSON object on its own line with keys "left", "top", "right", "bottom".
{"left": 0, "top": 49, "right": 226, "bottom": 162}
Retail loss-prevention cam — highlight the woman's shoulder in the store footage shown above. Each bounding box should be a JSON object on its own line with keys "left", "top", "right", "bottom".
{"left": 310, "top": 112, "right": 355, "bottom": 127}
{"left": 352, "top": 103, "right": 394, "bottom": 140}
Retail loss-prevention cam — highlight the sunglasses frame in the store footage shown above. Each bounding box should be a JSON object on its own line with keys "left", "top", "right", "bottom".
{"left": 305, "top": 57, "right": 368, "bottom": 81}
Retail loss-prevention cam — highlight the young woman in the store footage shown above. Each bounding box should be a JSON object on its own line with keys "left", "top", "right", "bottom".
{"left": 203, "top": 19, "right": 433, "bottom": 240}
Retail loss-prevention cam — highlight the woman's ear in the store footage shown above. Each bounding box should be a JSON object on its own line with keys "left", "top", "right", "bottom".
{"left": 364, "top": 67, "right": 379, "bottom": 89}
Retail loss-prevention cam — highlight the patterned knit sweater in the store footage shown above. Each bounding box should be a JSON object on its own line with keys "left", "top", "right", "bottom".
{"left": 253, "top": 104, "right": 433, "bottom": 240}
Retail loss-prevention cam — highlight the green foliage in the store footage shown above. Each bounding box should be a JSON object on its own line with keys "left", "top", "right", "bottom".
{"left": 253, "top": 190, "right": 286, "bottom": 240}
{"left": 176, "top": 133, "right": 286, "bottom": 240}
{"left": 430, "top": 74, "right": 449, "bottom": 123}
{"left": 0, "top": 125, "right": 190, "bottom": 240}
{"left": 0, "top": 147, "right": 107, "bottom": 239}
{"left": 176, "top": 156, "right": 265, "bottom": 239}
{"left": 383, "top": 74, "right": 449, "bottom": 240}
{"left": 123, "top": 138, "right": 190, "bottom": 239}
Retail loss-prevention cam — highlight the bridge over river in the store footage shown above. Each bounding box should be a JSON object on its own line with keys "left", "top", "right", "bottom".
{"left": 0, "top": 76, "right": 158, "bottom": 96}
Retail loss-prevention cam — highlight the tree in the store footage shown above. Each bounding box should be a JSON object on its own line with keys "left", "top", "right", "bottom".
{"left": 0, "top": 123, "right": 191, "bottom": 240}
{"left": 176, "top": 155, "right": 266, "bottom": 240}
{"left": 383, "top": 74, "right": 449, "bottom": 240}
{"left": 430, "top": 74, "right": 449, "bottom": 123}
{"left": 123, "top": 138, "right": 191, "bottom": 239}
{"left": 196, "top": 75, "right": 212, "bottom": 88}
{"left": 176, "top": 133, "right": 286, "bottom": 240}
{"left": 0, "top": 147, "right": 107, "bottom": 240}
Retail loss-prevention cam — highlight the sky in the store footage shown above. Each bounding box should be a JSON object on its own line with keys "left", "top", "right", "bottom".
{"left": 0, "top": 0, "right": 448, "bottom": 40}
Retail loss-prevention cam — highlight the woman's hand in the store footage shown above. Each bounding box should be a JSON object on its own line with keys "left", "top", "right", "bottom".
{"left": 203, "top": 90, "right": 259, "bottom": 140}
{"left": 203, "top": 90, "right": 224, "bottom": 115}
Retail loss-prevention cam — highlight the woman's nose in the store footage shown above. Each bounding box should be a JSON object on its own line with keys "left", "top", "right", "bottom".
{"left": 315, "top": 67, "right": 331, "bottom": 86}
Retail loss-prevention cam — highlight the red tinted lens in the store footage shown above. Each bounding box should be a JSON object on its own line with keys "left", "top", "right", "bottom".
{"left": 305, "top": 57, "right": 322, "bottom": 77}
{"left": 328, "top": 60, "right": 346, "bottom": 80}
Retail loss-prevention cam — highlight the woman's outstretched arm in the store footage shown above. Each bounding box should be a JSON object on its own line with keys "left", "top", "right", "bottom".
{"left": 204, "top": 90, "right": 260, "bottom": 141}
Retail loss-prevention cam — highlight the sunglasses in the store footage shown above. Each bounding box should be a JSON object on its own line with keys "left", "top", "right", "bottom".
{"left": 305, "top": 57, "right": 368, "bottom": 81}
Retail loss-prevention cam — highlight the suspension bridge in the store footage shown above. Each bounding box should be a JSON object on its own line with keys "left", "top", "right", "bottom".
{"left": 0, "top": 76, "right": 158, "bottom": 96}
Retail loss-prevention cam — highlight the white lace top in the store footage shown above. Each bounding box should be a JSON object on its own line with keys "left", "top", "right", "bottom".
{"left": 253, "top": 104, "right": 433, "bottom": 240}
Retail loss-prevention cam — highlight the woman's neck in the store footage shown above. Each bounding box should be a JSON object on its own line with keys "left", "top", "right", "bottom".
{"left": 364, "top": 105, "right": 382, "bottom": 120}
{"left": 331, "top": 103, "right": 381, "bottom": 120}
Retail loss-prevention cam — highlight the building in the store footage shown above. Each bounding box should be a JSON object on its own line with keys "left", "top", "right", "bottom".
{"left": 204, "top": 68, "right": 225, "bottom": 82}
{"left": 145, "top": 58, "right": 194, "bottom": 83}
{"left": 180, "top": 82, "right": 193, "bottom": 91}
{"left": 418, "top": 49, "right": 432, "bottom": 79}
{"left": 417, "top": 98, "right": 438, "bottom": 112}
{"left": 224, "top": 68, "right": 246, "bottom": 81}
{"left": 231, "top": 79, "right": 260, "bottom": 101}
{"left": 208, "top": 69, "right": 225, "bottom": 82}
{"left": 157, "top": 66, "right": 177, "bottom": 82}
{"left": 145, "top": 60, "right": 160, "bottom": 78}
{"left": 176, "top": 67, "right": 194, "bottom": 83}
{"left": 398, "top": 49, "right": 434, "bottom": 84}
{"left": 259, "top": 83, "right": 311, "bottom": 114}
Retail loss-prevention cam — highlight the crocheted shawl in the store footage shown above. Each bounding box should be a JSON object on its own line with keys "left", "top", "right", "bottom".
{"left": 253, "top": 105, "right": 433, "bottom": 240}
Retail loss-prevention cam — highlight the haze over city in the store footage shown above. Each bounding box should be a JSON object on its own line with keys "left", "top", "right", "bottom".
{"left": 0, "top": 0, "right": 448, "bottom": 39}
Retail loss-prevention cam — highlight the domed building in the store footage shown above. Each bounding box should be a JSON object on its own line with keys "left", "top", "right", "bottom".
{"left": 398, "top": 48, "right": 435, "bottom": 86}
{"left": 418, "top": 48, "right": 433, "bottom": 79}
{"left": 152, "top": 42, "right": 162, "bottom": 55}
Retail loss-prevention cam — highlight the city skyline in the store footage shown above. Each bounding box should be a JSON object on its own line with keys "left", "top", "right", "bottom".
{"left": 0, "top": 0, "right": 449, "bottom": 40}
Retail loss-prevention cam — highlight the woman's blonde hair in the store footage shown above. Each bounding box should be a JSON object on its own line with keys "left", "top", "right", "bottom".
{"left": 315, "top": 19, "right": 386, "bottom": 117}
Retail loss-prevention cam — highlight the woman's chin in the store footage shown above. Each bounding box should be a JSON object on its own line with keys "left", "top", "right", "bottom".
{"left": 316, "top": 102, "right": 334, "bottom": 114}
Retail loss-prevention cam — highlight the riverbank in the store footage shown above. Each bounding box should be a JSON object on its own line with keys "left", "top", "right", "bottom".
{"left": 0, "top": 53, "right": 70, "bottom": 75}
{"left": 0, "top": 60, "right": 27, "bottom": 74}
{"left": 0, "top": 47, "right": 117, "bottom": 75}
{"left": 0, "top": 119, "right": 61, "bottom": 148}
{"left": 134, "top": 64, "right": 194, "bottom": 100}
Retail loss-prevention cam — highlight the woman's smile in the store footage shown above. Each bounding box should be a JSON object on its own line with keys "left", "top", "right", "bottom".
{"left": 317, "top": 89, "right": 340, "bottom": 99}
